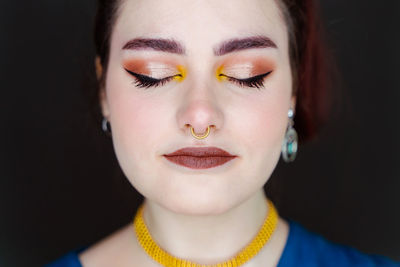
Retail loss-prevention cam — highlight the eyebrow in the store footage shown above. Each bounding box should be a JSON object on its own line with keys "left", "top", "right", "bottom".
{"left": 122, "top": 38, "right": 185, "bottom": 54}
{"left": 121, "top": 36, "right": 277, "bottom": 56}
{"left": 214, "top": 36, "right": 278, "bottom": 56}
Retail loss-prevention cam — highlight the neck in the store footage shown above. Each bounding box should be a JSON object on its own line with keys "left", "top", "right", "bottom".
{"left": 142, "top": 190, "right": 269, "bottom": 264}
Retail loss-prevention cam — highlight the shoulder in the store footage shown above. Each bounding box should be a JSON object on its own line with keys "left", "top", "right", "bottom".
{"left": 46, "top": 223, "right": 147, "bottom": 267}
{"left": 78, "top": 223, "right": 148, "bottom": 267}
{"left": 44, "top": 249, "right": 84, "bottom": 267}
{"left": 278, "top": 220, "right": 399, "bottom": 267}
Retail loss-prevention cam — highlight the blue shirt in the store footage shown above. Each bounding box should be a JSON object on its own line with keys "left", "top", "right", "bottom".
{"left": 45, "top": 220, "right": 399, "bottom": 267}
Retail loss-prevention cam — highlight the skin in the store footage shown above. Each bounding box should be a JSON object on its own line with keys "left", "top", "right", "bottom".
{"left": 81, "top": 0, "right": 295, "bottom": 266}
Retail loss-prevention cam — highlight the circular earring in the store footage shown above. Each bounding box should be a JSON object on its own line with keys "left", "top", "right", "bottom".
{"left": 282, "top": 109, "right": 298, "bottom": 163}
{"left": 102, "top": 117, "right": 112, "bottom": 136}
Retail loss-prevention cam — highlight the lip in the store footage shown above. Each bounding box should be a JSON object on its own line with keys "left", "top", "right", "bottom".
{"left": 163, "top": 147, "right": 237, "bottom": 169}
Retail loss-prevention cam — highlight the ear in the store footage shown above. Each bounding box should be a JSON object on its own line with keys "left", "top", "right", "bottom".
{"left": 95, "top": 56, "right": 110, "bottom": 118}
{"left": 95, "top": 56, "right": 103, "bottom": 81}
{"left": 290, "top": 95, "right": 297, "bottom": 112}
{"left": 99, "top": 89, "right": 110, "bottom": 118}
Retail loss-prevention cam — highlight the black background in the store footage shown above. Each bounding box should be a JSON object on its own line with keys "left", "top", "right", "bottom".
{"left": 1, "top": 0, "right": 399, "bottom": 266}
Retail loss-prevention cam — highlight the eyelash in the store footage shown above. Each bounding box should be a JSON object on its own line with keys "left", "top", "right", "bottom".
{"left": 222, "top": 71, "right": 272, "bottom": 89}
{"left": 124, "top": 69, "right": 176, "bottom": 88}
{"left": 124, "top": 68, "right": 272, "bottom": 89}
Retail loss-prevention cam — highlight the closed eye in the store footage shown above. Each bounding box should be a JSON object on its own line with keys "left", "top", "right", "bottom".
{"left": 220, "top": 71, "right": 272, "bottom": 89}
{"left": 124, "top": 68, "right": 177, "bottom": 88}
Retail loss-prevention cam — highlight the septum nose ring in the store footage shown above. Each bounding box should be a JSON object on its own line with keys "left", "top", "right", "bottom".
{"left": 190, "top": 125, "right": 211, "bottom": 140}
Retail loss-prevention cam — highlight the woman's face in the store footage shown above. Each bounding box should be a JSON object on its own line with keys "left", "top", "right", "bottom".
{"left": 101, "top": 0, "right": 294, "bottom": 215}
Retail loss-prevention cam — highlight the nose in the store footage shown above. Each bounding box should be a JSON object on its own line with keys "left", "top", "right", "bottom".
{"left": 176, "top": 86, "right": 223, "bottom": 138}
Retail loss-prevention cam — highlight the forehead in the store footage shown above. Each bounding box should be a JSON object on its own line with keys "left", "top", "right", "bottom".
{"left": 112, "top": 0, "right": 288, "bottom": 54}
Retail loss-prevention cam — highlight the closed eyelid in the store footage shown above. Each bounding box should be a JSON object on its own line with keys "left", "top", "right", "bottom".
{"left": 216, "top": 65, "right": 270, "bottom": 81}
{"left": 232, "top": 71, "right": 272, "bottom": 80}
{"left": 220, "top": 71, "right": 272, "bottom": 81}
{"left": 215, "top": 56, "right": 275, "bottom": 78}
{"left": 226, "top": 71, "right": 272, "bottom": 89}
{"left": 124, "top": 68, "right": 163, "bottom": 81}
{"left": 215, "top": 61, "right": 273, "bottom": 89}
{"left": 123, "top": 65, "right": 187, "bottom": 89}
{"left": 122, "top": 58, "right": 185, "bottom": 78}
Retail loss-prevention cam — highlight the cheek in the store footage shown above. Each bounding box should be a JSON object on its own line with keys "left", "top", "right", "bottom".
{"left": 231, "top": 78, "right": 291, "bottom": 181}
{"left": 235, "top": 78, "right": 291, "bottom": 150}
{"left": 105, "top": 72, "right": 166, "bottom": 163}
{"left": 238, "top": 103, "right": 286, "bottom": 166}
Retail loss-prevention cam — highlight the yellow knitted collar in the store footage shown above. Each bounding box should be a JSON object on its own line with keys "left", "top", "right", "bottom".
{"left": 133, "top": 199, "right": 278, "bottom": 267}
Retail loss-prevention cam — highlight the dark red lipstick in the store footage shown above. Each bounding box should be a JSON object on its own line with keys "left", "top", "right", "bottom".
{"left": 163, "top": 147, "right": 237, "bottom": 169}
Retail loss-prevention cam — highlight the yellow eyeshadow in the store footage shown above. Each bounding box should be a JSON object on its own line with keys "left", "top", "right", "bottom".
{"left": 216, "top": 65, "right": 227, "bottom": 82}
{"left": 173, "top": 65, "right": 187, "bottom": 82}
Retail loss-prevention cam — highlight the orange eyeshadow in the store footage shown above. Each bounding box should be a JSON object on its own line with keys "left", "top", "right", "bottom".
{"left": 122, "top": 58, "right": 186, "bottom": 81}
{"left": 123, "top": 59, "right": 150, "bottom": 75}
{"left": 250, "top": 58, "right": 275, "bottom": 75}
{"left": 216, "top": 56, "right": 275, "bottom": 77}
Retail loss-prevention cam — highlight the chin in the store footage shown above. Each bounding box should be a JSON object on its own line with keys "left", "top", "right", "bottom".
{"left": 153, "top": 184, "right": 250, "bottom": 216}
{"left": 124, "top": 157, "right": 268, "bottom": 216}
